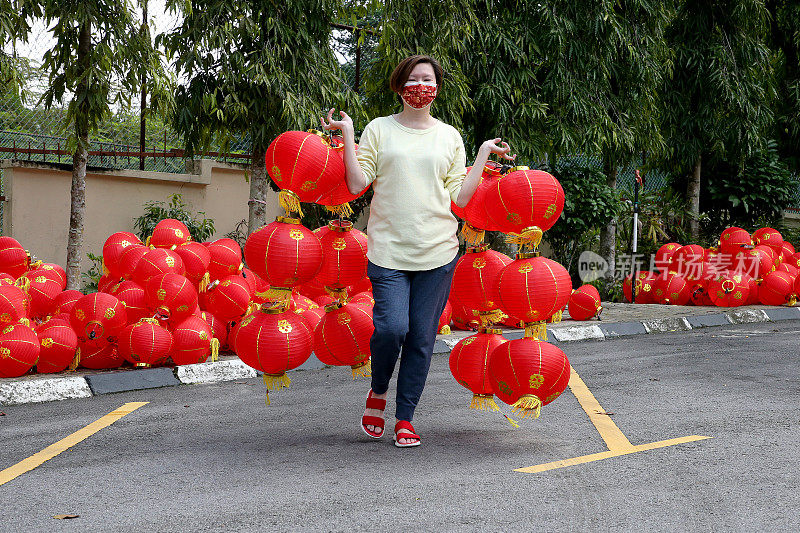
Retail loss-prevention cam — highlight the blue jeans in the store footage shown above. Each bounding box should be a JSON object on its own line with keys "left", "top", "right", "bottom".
{"left": 368, "top": 255, "right": 458, "bottom": 422}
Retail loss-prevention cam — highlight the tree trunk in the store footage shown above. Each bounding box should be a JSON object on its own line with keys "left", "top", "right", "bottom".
{"left": 599, "top": 159, "right": 618, "bottom": 282}
{"left": 65, "top": 22, "right": 92, "bottom": 291}
{"left": 247, "top": 146, "right": 268, "bottom": 235}
{"left": 687, "top": 154, "right": 701, "bottom": 242}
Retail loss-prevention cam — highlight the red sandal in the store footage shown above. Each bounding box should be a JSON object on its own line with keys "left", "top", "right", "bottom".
{"left": 393, "top": 420, "right": 421, "bottom": 448}
{"left": 361, "top": 390, "right": 386, "bottom": 439}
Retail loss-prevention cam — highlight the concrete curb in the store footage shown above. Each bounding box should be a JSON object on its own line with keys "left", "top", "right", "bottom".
{"left": 3, "top": 306, "right": 800, "bottom": 406}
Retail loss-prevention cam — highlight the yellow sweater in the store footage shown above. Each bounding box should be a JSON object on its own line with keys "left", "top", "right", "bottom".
{"left": 357, "top": 115, "right": 467, "bottom": 271}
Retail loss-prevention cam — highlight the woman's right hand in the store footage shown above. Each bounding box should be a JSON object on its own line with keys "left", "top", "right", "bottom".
{"left": 320, "top": 108, "right": 353, "bottom": 133}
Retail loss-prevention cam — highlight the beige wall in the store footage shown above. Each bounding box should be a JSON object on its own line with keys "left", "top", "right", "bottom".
{"left": 0, "top": 159, "right": 286, "bottom": 267}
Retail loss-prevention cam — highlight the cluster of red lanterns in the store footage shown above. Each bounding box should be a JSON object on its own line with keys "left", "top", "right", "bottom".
{"left": 624, "top": 227, "right": 799, "bottom": 308}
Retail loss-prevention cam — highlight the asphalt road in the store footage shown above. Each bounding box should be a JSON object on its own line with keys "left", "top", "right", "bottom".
{"left": 1, "top": 322, "right": 799, "bottom": 532}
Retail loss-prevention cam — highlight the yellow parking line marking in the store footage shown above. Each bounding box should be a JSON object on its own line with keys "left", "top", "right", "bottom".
{"left": 568, "top": 369, "right": 634, "bottom": 452}
{"left": 515, "top": 369, "right": 712, "bottom": 474}
{"left": 0, "top": 402, "right": 148, "bottom": 487}
{"left": 514, "top": 435, "right": 711, "bottom": 474}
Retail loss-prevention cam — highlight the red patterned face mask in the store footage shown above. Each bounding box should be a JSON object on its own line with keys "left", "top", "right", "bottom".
{"left": 401, "top": 82, "right": 438, "bottom": 109}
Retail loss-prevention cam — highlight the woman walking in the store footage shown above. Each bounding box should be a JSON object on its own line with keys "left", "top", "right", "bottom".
{"left": 321, "top": 55, "right": 515, "bottom": 447}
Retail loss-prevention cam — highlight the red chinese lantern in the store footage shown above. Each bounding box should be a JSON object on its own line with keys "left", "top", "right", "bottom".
{"left": 35, "top": 318, "right": 79, "bottom": 373}
{"left": 317, "top": 137, "right": 369, "bottom": 216}
{"left": 758, "top": 271, "right": 796, "bottom": 306}
{"left": 175, "top": 241, "right": 211, "bottom": 288}
{"left": 200, "top": 310, "right": 227, "bottom": 349}
{"left": 0, "top": 272, "right": 15, "bottom": 286}
{"left": 103, "top": 232, "right": 143, "bottom": 277}
{"left": 289, "top": 292, "right": 319, "bottom": 314}
{"left": 243, "top": 217, "right": 323, "bottom": 301}
{"left": 688, "top": 281, "right": 712, "bottom": 306}
{"left": 118, "top": 318, "right": 173, "bottom": 367}
{"left": 266, "top": 130, "right": 346, "bottom": 215}
{"left": 32, "top": 263, "right": 67, "bottom": 290}
{"left": 731, "top": 247, "right": 774, "bottom": 280}
{"left": 752, "top": 227, "right": 783, "bottom": 254}
{"left": 349, "top": 291, "right": 375, "bottom": 308}
{"left": 317, "top": 220, "right": 368, "bottom": 296}
{"left": 484, "top": 167, "right": 565, "bottom": 235}
{"left": 207, "top": 238, "right": 243, "bottom": 282}
{"left": 76, "top": 339, "right": 123, "bottom": 370}
{"left": 70, "top": 293, "right": 128, "bottom": 342}
{"left": 0, "top": 236, "right": 30, "bottom": 278}
{"left": 52, "top": 289, "right": 82, "bottom": 318}
{"left": 111, "top": 281, "right": 148, "bottom": 323}
{"left": 654, "top": 243, "right": 682, "bottom": 272}
{"left": 670, "top": 245, "right": 706, "bottom": 281}
{"left": 149, "top": 219, "right": 191, "bottom": 249}
{"left": 205, "top": 275, "right": 252, "bottom": 321}
{"left": 248, "top": 270, "right": 272, "bottom": 304}
{"left": 170, "top": 315, "right": 218, "bottom": 365}
{"left": 438, "top": 300, "right": 453, "bottom": 334}
{"left": 0, "top": 285, "right": 29, "bottom": 324}
{"left": 132, "top": 248, "right": 185, "bottom": 284}
{"left": 348, "top": 276, "right": 372, "bottom": 296}
{"left": 451, "top": 162, "right": 506, "bottom": 243}
{"left": 449, "top": 327, "right": 506, "bottom": 410}
{"left": 234, "top": 303, "right": 314, "bottom": 402}
{"left": 717, "top": 226, "right": 752, "bottom": 256}
{"left": 451, "top": 301, "right": 480, "bottom": 331}
{"left": 23, "top": 273, "right": 62, "bottom": 318}
{"left": 297, "top": 304, "right": 325, "bottom": 331}
{"left": 568, "top": 285, "right": 602, "bottom": 320}
{"left": 623, "top": 271, "right": 659, "bottom": 303}
{"left": 313, "top": 301, "right": 374, "bottom": 377}
{"left": 450, "top": 244, "right": 512, "bottom": 316}
{"left": 777, "top": 262, "right": 798, "bottom": 279}
{"left": 654, "top": 273, "right": 691, "bottom": 305}
{"left": 781, "top": 242, "right": 796, "bottom": 263}
{"left": 0, "top": 322, "right": 40, "bottom": 377}
{"left": 708, "top": 271, "right": 750, "bottom": 307}
{"left": 297, "top": 276, "right": 327, "bottom": 301}
{"left": 145, "top": 273, "right": 198, "bottom": 323}
{"left": 117, "top": 244, "right": 150, "bottom": 279}
{"left": 745, "top": 277, "right": 760, "bottom": 305}
{"left": 239, "top": 268, "right": 259, "bottom": 297}
{"left": 488, "top": 337, "right": 571, "bottom": 419}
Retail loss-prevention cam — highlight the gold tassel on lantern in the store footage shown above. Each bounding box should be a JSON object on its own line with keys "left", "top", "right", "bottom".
{"left": 460, "top": 223, "right": 485, "bottom": 246}
{"left": 439, "top": 325, "right": 451, "bottom": 335}
{"left": 264, "top": 287, "right": 293, "bottom": 305}
{"left": 470, "top": 393, "right": 500, "bottom": 412}
{"left": 511, "top": 394, "right": 542, "bottom": 419}
{"left": 279, "top": 190, "right": 304, "bottom": 218}
{"left": 68, "top": 348, "right": 81, "bottom": 372}
{"left": 325, "top": 203, "right": 354, "bottom": 218}
{"left": 523, "top": 321, "right": 547, "bottom": 341}
{"left": 262, "top": 372, "right": 292, "bottom": 406}
{"left": 550, "top": 310, "right": 563, "bottom": 324}
{"left": 475, "top": 309, "right": 507, "bottom": 327}
{"left": 506, "top": 226, "right": 543, "bottom": 252}
{"left": 14, "top": 277, "right": 30, "bottom": 292}
{"left": 210, "top": 338, "right": 220, "bottom": 362}
{"left": 324, "top": 286, "right": 349, "bottom": 303}
{"left": 351, "top": 359, "right": 372, "bottom": 379}
{"left": 144, "top": 235, "right": 152, "bottom": 247}
{"left": 199, "top": 272, "right": 211, "bottom": 293}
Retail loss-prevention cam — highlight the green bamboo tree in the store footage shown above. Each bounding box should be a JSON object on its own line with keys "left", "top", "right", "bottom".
{"left": 662, "top": 0, "right": 776, "bottom": 241}
{"left": 37, "top": 0, "right": 172, "bottom": 290}
{"left": 159, "top": 0, "right": 361, "bottom": 235}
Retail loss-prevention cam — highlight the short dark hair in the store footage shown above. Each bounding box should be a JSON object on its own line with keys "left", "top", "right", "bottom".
{"left": 388, "top": 55, "right": 444, "bottom": 94}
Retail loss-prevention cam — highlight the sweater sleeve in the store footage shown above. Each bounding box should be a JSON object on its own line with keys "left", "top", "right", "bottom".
{"left": 356, "top": 121, "right": 379, "bottom": 186}
{"left": 443, "top": 134, "right": 467, "bottom": 203}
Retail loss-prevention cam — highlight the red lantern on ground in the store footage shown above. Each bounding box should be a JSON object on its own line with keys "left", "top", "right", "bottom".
{"left": 0, "top": 322, "right": 40, "bottom": 377}
{"left": 568, "top": 285, "right": 602, "bottom": 320}
{"left": 313, "top": 301, "right": 374, "bottom": 378}
{"left": 708, "top": 271, "right": 750, "bottom": 307}
{"left": 52, "top": 289, "right": 82, "bottom": 318}
{"left": 205, "top": 275, "right": 252, "bottom": 321}
{"left": 170, "top": 315, "right": 217, "bottom": 365}
{"left": 244, "top": 217, "right": 323, "bottom": 301}
{"left": 670, "top": 245, "right": 706, "bottom": 281}
{"left": 654, "top": 243, "right": 682, "bottom": 272}
{"left": 449, "top": 327, "right": 507, "bottom": 410}
{"left": 297, "top": 304, "right": 325, "bottom": 331}
{"left": 688, "top": 281, "right": 713, "bottom": 306}
{"left": 496, "top": 254, "right": 572, "bottom": 329}
{"left": 103, "top": 232, "right": 143, "bottom": 278}
{"left": 175, "top": 241, "right": 211, "bottom": 288}
{"left": 781, "top": 242, "right": 796, "bottom": 262}
{"left": 35, "top": 318, "right": 79, "bottom": 373}
{"left": 117, "top": 244, "right": 150, "bottom": 280}
{"left": 488, "top": 337, "right": 571, "bottom": 419}
{"left": 777, "top": 262, "right": 798, "bottom": 279}
{"left": 0, "top": 273, "right": 15, "bottom": 286}
{"left": 70, "top": 293, "right": 127, "bottom": 342}
{"left": 76, "top": 339, "right": 123, "bottom": 370}
{"left": 654, "top": 273, "right": 691, "bottom": 305}
{"left": 207, "top": 238, "right": 243, "bottom": 282}
{"left": 484, "top": 167, "right": 565, "bottom": 235}
{"left": 0, "top": 284, "right": 29, "bottom": 324}
{"left": 289, "top": 292, "right": 319, "bottom": 314}
{"left": 752, "top": 227, "right": 783, "bottom": 254}
{"left": 145, "top": 273, "right": 198, "bottom": 323}
{"left": 266, "top": 130, "right": 346, "bottom": 214}
{"left": 317, "top": 220, "right": 368, "bottom": 296}
{"left": 132, "top": 248, "right": 185, "bottom": 284}
{"left": 623, "top": 271, "right": 655, "bottom": 303}
{"left": 349, "top": 291, "right": 375, "bottom": 309}
{"left": 0, "top": 236, "right": 29, "bottom": 278}
{"left": 438, "top": 300, "right": 453, "bottom": 334}
{"left": 731, "top": 247, "right": 774, "bottom": 280}
{"left": 118, "top": 318, "right": 173, "bottom": 367}
{"left": 149, "top": 219, "right": 191, "bottom": 249}
{"left": 111, "top": 281, "right": 148, "bottom": 323}
{"left": 450, "top": 244, "right": 512, "bottom": 315}
{"left": 23, "top": 274, "right": 62, "bottom": 318}
{"left": 234, "top": 304, "right": 314, "bottom": 401}
{"left": 758, "top": 271, "right": 796, "bottom": 306}
{"left": 32, "top": 263, "right": 67, "bottom": 290}
{"left": 200, "top": 310, "right": 227, "bottom": 349}
{"left": 451, "top": 301, "right": 480, "bottom": 331}
{"left": 718, "top": 226, "right": 752, "bottom": 256}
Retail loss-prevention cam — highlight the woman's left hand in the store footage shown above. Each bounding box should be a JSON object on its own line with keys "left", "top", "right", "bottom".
{"left": 481, "top": 138, "right": 516, "bottom": 161}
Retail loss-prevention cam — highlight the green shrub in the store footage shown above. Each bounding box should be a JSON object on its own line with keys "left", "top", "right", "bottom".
{"left": 133, "top": 194, "right": 215, "bottom": 243}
